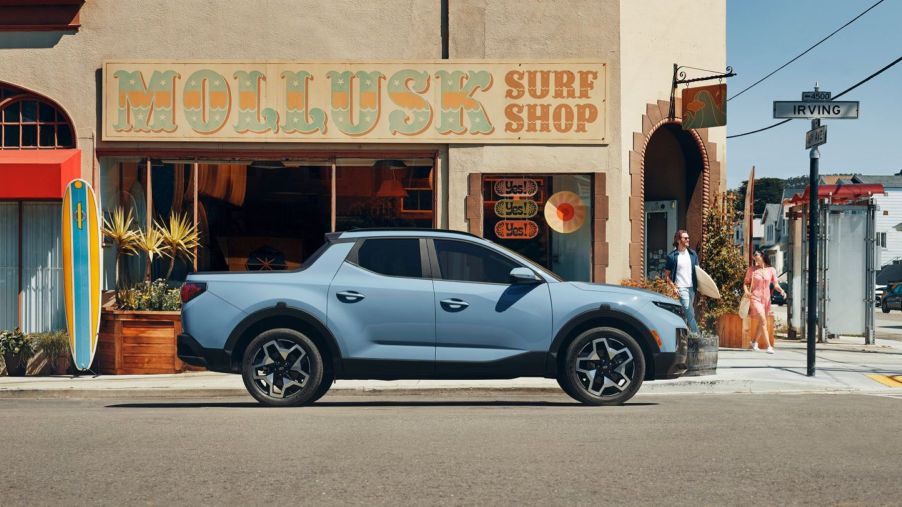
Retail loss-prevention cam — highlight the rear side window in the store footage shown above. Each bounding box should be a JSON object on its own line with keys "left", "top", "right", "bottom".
{"left": 434, "top": 239, "right": 520, "bottom": 284}
{"left": 355, "top": 238, "right": 422, "bottom": 278}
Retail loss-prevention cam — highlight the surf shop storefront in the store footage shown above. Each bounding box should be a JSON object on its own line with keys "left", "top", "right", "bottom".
{"left": 0, "top": 82, "right": 80, "bottom": 333}
{"left": 98, "top": 61, "right": 609, "bottom": 284}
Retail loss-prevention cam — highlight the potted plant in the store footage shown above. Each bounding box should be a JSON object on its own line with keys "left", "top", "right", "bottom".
{"left": 34, "top": 331, "right": 71, "bottom": 375}
{"left": 102, "top": 206, "right": 140, "bottom": 293}
{"left": 700, "top": 192, "right": 750, "bottom": 348}
{"left": 0, "top": 328, "right": 35, "bottom": 376}
{"left": 98, "top": 208, "right": 201, "bottom": 375}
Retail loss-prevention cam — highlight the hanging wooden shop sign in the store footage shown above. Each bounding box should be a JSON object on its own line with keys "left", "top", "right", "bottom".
{"left": 494, "top": 199, "right": 538, "bottom": 219}
{"left": 495, "top": 220, "right": 539, "bottom": 240}
{"left": 682, "top": 83, "right": 726, "bottom": 130}
{"left": 493, "top": 178, "right": 538, "bottom": 198}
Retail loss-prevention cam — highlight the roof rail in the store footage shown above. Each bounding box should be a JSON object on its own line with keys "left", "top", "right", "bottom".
{"left": 344, "top": 227, "right": 480, "bottom": 239}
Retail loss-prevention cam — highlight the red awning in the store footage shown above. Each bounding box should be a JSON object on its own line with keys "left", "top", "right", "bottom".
{"left": 0, "top": 149, "right": 82, "bottom": 199}
{"left": 788, "top": 183, "right": 885, "bottom": 205}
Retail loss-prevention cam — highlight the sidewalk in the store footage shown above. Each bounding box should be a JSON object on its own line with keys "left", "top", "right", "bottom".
{"left": 2, "top": 337, "right": 901, "bottom": 399}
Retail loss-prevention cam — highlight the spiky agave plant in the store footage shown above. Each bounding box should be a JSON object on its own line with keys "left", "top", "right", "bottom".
{"left": 101, "top": 206, "right": 139, "bottom": 290}
{"left": 134, "top": 225, "right": 168, "bottom": 283}
{"left": 155, "top": 212, "right": 199, "bottom": 280}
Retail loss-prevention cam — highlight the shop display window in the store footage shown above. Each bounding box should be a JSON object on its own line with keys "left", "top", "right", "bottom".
{"left": 482, "top": 174, "right": 593, "bottom": 281}
{"left": 335, "top": 160, "right": 434, "bottom": 231}
{"left": 100, "top": 157, "right": 434, "bottom": 285}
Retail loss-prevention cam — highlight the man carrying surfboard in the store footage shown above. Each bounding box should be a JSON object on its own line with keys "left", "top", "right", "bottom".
{"left": 663, "top": 229, "right": 699, "bottom": 333}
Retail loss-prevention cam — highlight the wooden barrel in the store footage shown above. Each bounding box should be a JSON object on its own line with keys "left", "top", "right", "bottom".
{"left": 716, "top": 313, "right": 775, "bottom": 349}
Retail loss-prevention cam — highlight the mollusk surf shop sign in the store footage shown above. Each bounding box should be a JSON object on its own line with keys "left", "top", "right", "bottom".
{"left": 102, "top": 61, "right": 608, "bottom": 144}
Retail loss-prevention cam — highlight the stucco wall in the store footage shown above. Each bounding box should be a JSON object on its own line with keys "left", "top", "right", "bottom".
{"left": 0, "top": 0, "right": 726, "bottom": 282}
{"left": 0, "top": 0, "right": 441, "bottom": 175}
{"left": 447, "top": 0, "right": 622, "bottom": 274}
{"left": 619, "top": 0, "right": 727, "bottom": 281}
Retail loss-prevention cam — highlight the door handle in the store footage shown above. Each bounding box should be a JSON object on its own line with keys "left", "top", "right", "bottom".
{"left": 440, "top": 298, "right": 469, "bottom": 311}
{"left": 336, "top": 290, "right": 365, "bottom": 303}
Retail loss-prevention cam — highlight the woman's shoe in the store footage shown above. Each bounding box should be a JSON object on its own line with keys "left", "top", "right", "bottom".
{"left": 751, "top": 342, "right": 760, "bottom": 351}
{"left": 766, "top": 346, "right": 775, "bottom": 354}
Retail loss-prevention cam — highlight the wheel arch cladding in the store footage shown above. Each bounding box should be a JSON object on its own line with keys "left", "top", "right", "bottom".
{"left": 225, "top": 306, "right": 343, "bottom": 375}
{"left": 548, "top": 310, "right": 658, "bottom": 381}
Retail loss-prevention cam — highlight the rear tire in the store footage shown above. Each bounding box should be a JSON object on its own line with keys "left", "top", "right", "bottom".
{"left": 882, "top": 306, "right": 890, "bottom": 314}
{"left": 241, "top": 328, "right": 324, "bottom": 407}
{"left": 558, "top": 327, "right": 645, "bottom": 406}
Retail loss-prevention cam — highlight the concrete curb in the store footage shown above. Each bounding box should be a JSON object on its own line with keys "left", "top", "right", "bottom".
{"left": 0, "top": 378, "right": 872, "bottom": 399}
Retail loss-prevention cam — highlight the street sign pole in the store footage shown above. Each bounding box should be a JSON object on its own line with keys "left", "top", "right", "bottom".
{"left": 773, "top": 84, "right": 860, "bottom": 377}
{"left": 807, "top": 127, "right": 819, "bottom": 377}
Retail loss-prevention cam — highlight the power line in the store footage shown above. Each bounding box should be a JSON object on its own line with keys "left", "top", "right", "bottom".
{"left": 728, "top": 0, "right": 887, "bottom": 102}
{"left": 727, "top": 55, "right": 902, "bottom": 139}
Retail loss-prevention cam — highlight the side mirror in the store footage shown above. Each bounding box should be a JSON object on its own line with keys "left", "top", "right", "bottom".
{"left": 509, "top": 267, "right": 541, "bottom": 284}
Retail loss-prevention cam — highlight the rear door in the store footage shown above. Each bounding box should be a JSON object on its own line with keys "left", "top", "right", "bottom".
{"left": 429, "top": 238, "right": 552, "bottom": 377}
{"left": 327, "top": 238, "right": 434, "bottom": 376}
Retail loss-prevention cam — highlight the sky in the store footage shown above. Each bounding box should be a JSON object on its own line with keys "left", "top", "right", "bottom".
{"left": 726, "top": 0, "right": 902, "bottom": 189}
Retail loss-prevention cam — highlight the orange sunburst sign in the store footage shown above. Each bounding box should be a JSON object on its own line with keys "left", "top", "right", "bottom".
{"left": 544, "top": 191, "right": 587, "bottom": 233}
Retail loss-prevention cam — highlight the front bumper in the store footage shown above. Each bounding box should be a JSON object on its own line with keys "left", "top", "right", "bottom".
{"left": 653, "top": 327, "right": 689, "bottom": 379}
{"left": 177, "top": 333, "right": 232, "bottom": 372}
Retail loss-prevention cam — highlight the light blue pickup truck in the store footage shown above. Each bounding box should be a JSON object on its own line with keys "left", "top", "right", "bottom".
{"left": 178, "top": 229, "right": 688, "bottom": 406}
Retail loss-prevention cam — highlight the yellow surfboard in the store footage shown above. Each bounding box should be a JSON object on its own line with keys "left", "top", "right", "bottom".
{"left": 62, "top": 179, "right": 103, "bottom": 371}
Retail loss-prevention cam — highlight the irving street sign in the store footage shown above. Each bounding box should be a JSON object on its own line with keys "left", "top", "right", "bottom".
{"left": 773, "top": 100, "right": 859, "bottom": 119}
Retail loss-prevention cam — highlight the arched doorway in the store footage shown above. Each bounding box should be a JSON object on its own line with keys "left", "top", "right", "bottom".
{"left": 643, "top": 123, "right": 705, "bottom": 279}
{"left": 627, "top": 99, "right": 722, "bottom": 280}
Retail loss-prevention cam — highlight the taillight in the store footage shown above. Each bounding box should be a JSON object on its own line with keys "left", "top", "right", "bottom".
{"left": 180, "top": 282, "right": 206, "bottom": 304}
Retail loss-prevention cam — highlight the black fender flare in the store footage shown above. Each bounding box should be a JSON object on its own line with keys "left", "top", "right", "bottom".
{"left": 224, "top": 303, "right": 344, "bottom": 375}
{"left": 545, "top": 304, "right": 661, "bottom": 377}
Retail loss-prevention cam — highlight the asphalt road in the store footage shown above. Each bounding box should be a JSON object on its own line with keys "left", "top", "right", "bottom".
{"left": 2, "top": 392, "right": 902, "bottom": 506}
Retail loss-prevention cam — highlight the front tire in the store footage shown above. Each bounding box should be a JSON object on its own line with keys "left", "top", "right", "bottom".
{"left": 558, "top": 327, "right": 645, "bottom": 406}
{"left": 241, "top": 328, "right": 324, "bottom": 407}
{"left": 882, "top": 306, "right": 890, "bottom": 314}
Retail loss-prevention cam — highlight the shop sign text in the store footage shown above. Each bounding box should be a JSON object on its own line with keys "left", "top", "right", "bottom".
{"left": 495, "top": 220, "right": 539, "bottom": 240}
{"left": 494, "top": 199, "right": 538, "bottom": 219}
{"left": 103, "top": 61, "right": 607, "bottom": 144}
{"left": 493, "top": 178, "right": 538, "bottom": 197}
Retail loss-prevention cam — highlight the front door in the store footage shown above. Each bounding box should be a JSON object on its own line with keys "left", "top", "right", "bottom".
{"left": 327, "top": 237, "right": 434, "bottom": 376}
{"left": 429, "top": 238, "right": 552, "bottom": 377}
{"left": 645, "top": 200, "right": 677, "bottom": 280}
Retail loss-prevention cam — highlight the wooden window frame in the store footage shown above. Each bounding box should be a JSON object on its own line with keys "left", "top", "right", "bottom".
{"left": 0, "top": 93, "right": 75, "bottom": 149}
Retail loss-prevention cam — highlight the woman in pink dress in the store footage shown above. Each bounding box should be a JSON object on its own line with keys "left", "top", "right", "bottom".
{"left": 744, "top": 251, "right": 786, "bottom": 353}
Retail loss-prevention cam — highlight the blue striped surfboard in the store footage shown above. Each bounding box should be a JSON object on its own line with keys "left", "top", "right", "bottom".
{"left": 62, "top": 179, "right": 102, "bottom": 371}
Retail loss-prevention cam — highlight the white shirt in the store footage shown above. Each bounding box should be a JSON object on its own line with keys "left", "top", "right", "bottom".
{"left": 675, "top": 249, "right": 693, "bottom": 288}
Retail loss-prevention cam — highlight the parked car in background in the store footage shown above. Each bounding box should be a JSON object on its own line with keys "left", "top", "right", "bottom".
{"left": 876, "top": 284, "right": 887, "bottom": 307}
{"left": 177, "top": 229, "right": 689, "bottom": 407}
{"left": 771, "top": 281, "right": 788, "bottom": 306}
{"left": 881, "top": 283, "right": 902, "bottom": 313}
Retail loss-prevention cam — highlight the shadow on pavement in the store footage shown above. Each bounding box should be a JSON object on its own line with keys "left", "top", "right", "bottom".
{"left": 105, "top": 400, "right": 659, "bottom": 409}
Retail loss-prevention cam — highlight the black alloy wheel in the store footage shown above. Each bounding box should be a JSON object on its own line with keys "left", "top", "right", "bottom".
{"left": 559, "top": 327, "right": 646, "bottom": 406}
{"left": 241, "top": 328, "right": 324, "bottom": 407}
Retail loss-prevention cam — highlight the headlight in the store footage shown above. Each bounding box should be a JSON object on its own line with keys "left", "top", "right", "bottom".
{"left": 654, "top": 301, "right": 685, "bottom": 319}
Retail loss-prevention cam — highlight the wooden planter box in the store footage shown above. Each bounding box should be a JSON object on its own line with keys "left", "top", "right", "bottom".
{"left": 716, "top": 313, "right": 775, "bottom": 349}
{"left": 97, "top": 310, "right": 195, "bottom": 375}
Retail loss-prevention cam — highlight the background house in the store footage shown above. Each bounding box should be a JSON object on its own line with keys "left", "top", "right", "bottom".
{"left": 852, "top": 172, "right": 902, "bottom": 270}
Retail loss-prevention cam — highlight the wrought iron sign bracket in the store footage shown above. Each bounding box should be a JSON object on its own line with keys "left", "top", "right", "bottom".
{"left": 668, "top": 63, "right": 735, "bottom": 120}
